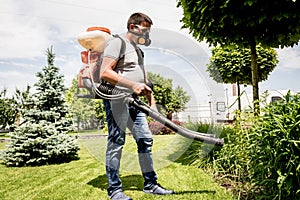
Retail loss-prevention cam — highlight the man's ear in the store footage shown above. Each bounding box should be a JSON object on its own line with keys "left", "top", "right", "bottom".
{"left": 129, "top": 24, "right": 135, "bottom": 31}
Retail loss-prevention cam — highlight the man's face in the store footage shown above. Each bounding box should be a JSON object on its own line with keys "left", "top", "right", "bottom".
{"left": 131, "top": 21, "right": 152, "bottom": 46}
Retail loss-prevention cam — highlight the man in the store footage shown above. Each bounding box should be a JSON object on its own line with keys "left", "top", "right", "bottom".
{"left": 100, "top": 13, "right": 174, "bottom": 200}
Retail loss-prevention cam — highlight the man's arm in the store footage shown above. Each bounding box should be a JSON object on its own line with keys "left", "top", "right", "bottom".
{"left": 100, "top": 56, "right": 152, "bottom": 96}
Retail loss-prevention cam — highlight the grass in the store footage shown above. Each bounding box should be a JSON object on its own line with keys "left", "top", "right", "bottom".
{"left": 0, "top": 133, "right": 236, "bottom": 200}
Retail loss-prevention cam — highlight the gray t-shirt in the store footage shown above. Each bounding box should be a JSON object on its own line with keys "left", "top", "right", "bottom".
{"left": 103, "top": 36, "right": 146, "bottom": 88}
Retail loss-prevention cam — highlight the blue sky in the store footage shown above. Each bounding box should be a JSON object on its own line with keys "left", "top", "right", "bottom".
{"left": 0, "top": 0, "right": 299, "bottom": 99}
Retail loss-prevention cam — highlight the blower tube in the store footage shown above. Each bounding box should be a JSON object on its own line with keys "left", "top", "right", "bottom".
{"left": 97, "top": 83, "right": 224, "bottom": 147}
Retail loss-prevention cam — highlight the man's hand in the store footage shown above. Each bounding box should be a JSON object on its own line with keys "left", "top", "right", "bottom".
{"left": 131, "top": 82, "right": 152, "bottom": 96}
{"left": 132, "top": 82, "right": 158, "bottom": 112}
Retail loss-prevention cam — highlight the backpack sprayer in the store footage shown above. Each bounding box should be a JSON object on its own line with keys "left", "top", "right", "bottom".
{"left": 77, "top": 27, "right": 224, "bottom": 147}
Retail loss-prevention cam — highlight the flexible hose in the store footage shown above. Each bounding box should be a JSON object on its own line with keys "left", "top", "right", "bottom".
{"left": 87, "top": 50, "right": 128, "bottom": 100}
{"left": 126, "top": 97, "right": 224, "bottom": 147}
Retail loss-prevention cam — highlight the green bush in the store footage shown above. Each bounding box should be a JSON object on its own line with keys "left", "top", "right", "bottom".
{"left": 185, "top": 92, "right": 300, "bottom": 199}
{"left": 1, "top": 121, "right": 80, "bottom": 167}
{"left": 248, "top": 92, "right": 300, "bottom": 199}
{"left": 181, "top": 117, "right": 254, "bottom": 197}
{"left": 178, "top": 122, "right": 235, "bottom": 170}
{"left": 213, "top": 112, "right": 253, "bottom": 180}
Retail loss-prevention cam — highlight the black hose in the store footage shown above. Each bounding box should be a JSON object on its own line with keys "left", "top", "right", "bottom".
{"left": 94, "top": 83, "right": 224, "bottom": 146}
{"left": 126, "top": 97, "right": 224, "bottom": 147}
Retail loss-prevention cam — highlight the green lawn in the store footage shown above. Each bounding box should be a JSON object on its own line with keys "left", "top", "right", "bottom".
{"left": 0, "top": 134, "right": 236, "bottom": 200}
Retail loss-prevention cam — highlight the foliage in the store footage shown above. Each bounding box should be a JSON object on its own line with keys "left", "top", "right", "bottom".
{"left": 1, "top": 121, "right": 79, "bottom": 166}
{"left": 0, "top": 89, "right": 18, "bottom": 130}
{"left": 177, "top": 0, "right": 300, "bottom": 114}
{"left": 178, "top": 122, "right": 237, "bottom": 170}
{"left": 30, "top": 47, "right": 73, "bottom": 133}
{"left": 207, "top": 44, "right": 279, "bottom": 84}
{"left": 177, "top": 0, "right": 300, "bottom": 48}
{"left": 13, "top": 85, "right": 31, "bottom": 108}
{"left": 248, "top": 92, "right": 300, "bottom": 199}
{"left": 93, "top": 99, "right": 106, "bottom": 127}
{"left": 1, "top": 47, "right": 79, "bottom": 167}
{"left": 0, "top": 85, "right": 32, "bottom": 131}
{"left": 65, "top": 77, "right": 104, "bottom": 130}
{"left": 147, "top": 72, "right": 190, "bottom": 119}
{"left": 148, "top": 120, "right": 181, "bottom": 135}
{"left": 183, "top": 92, "right": 300, "bottom": 199}
{"left": 179, "top": 117, "right": 254, "bottom": 197}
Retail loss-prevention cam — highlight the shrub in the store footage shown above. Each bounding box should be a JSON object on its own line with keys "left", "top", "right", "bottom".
{"left": 181, "top": 118, "right": 253, "bottom": 197}
{"left": 148, "top": 120, "right": 182, "bottom": 135}
{"left": 179, "top": 92, "right": 300, "bottom": 199}
{"left": 248, "top": 92, "right": 300, "bottom": 199}
{"left": 0, "top": 121, "right": 79, "bottom": 167}
{"left": 180, "top": 122, "right": 239, "bottom": 171}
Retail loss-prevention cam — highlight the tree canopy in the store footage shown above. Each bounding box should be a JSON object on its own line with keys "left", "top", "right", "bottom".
{"left": 178, "top": 0, "right": 300, "bottom": 48}
{"left": 207, "top": 44, "right": 279, "bottom": 84}
{"left": 147, "top": 72, "right": 190, "bottom": 119}
{"left": 0, "top": 86, "right": 31, "bottom": 131}
{"left": 177, "top": 0, "right": 300, "bottom": 114}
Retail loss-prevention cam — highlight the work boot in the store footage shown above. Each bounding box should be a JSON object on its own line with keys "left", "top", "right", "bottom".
{"left": 108, "top": 189, "right": 132, "bottom": 200}
{"left": 143, "top": 183, "right": 174, "bottom": 195}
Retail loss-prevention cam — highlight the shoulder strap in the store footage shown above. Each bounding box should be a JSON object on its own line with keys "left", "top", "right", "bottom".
{"left": 113, "top": 34, "right": 126, "bottom": 60}
{"left": 135, "top": 47, "right": 147, "bottom": 82}
{"left": 113, "top": 35, "right": 147, "bottom": 83}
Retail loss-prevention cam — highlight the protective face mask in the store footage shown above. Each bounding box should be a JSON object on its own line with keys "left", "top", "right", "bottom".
{"left": 136, "top": 32, "right": 151, "bottom": 46}
{"left": 129, "top": 25, "right": 151, "bottom": 46}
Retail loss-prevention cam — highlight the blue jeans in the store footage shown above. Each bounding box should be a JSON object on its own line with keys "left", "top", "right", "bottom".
{"left": 103, "top": 99, "right": 158, "bottom": 195}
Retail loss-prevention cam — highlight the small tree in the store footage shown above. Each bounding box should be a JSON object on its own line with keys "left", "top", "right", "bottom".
{"left": 65, "top": 77, "right": 104, "bottom": 131}
{"left": 148, "top": 72, "right": 190, "bottom": 120}
{"left": 12, "top": 85, "right": 32, "bottom": 128}
{"left": 178, "top": 0, "right": 300, "bottom": 115}
{"left": 31, "top": 47, "right": 73, "bottom": 133}
{"left": 0, "top": 89, "right": 18, "bottom": 130}
{"left": 93, "top": 99, "right": 106, "bottom": 128}
{"left": 1, "top": 47, "right": 79, "bottom": 167}
{"left": 207, "top": 44, "right": 278, "bottom": 110}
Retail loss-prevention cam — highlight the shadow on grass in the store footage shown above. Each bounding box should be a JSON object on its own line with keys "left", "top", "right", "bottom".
{"left": 87, "top": 174, "right": 144, "bottom": 191}
{"left": 88, "top": 174, "right": 216, "bottom": 195}
{"left": 175, "top": 190, "right": 216, "bottom": 195}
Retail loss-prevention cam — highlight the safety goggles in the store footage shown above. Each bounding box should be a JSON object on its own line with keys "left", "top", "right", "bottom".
{"left": 134, "top": 24, "right": 151, "bottom": 33}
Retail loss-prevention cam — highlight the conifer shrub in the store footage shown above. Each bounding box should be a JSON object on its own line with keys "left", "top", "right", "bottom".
{"left": 0, "top": 48, "right": 80, "bottom": 167}
{"left": 1, "top": 121, "right": 79, "bottom": 167}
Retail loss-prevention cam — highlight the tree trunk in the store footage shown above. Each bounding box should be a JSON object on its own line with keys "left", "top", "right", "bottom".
{"left": 237, "top": 80, "right": 241, "bottom": 111}
{"left": 250, "top": 39, "right": 260, "bottom": 115}
{"left": 167, "top": 111, "right": 173, "bottom": 120}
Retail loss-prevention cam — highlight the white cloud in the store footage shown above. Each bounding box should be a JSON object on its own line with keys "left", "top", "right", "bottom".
{"left": 0, "top": 60, "right": 37, "bottom": 69}
{"left": 0, "top": 0, "right": 184, "bottom": 59}
{"left": 0, "top": 70, "right": 38, "bottom": 96}
{"left": 0, "top": 1, "right": 53, "bottom": 59}
{"left": 276, "top": 45, "right": 300, "bottom": 71}
{"left": 56, "top": 55, "right": 81, "bottom": 87}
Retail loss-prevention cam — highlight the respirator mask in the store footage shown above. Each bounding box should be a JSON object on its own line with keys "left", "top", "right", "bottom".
{"left": 130, "top": 24, "right": 151, "bottom": 46}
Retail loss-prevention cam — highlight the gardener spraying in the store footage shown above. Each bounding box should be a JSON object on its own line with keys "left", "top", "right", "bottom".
{"left": 77, "top": 11, "right": 224, "bottom": 200}
{"left": 99, "top": 12, "right": 174, "bottom": 200}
